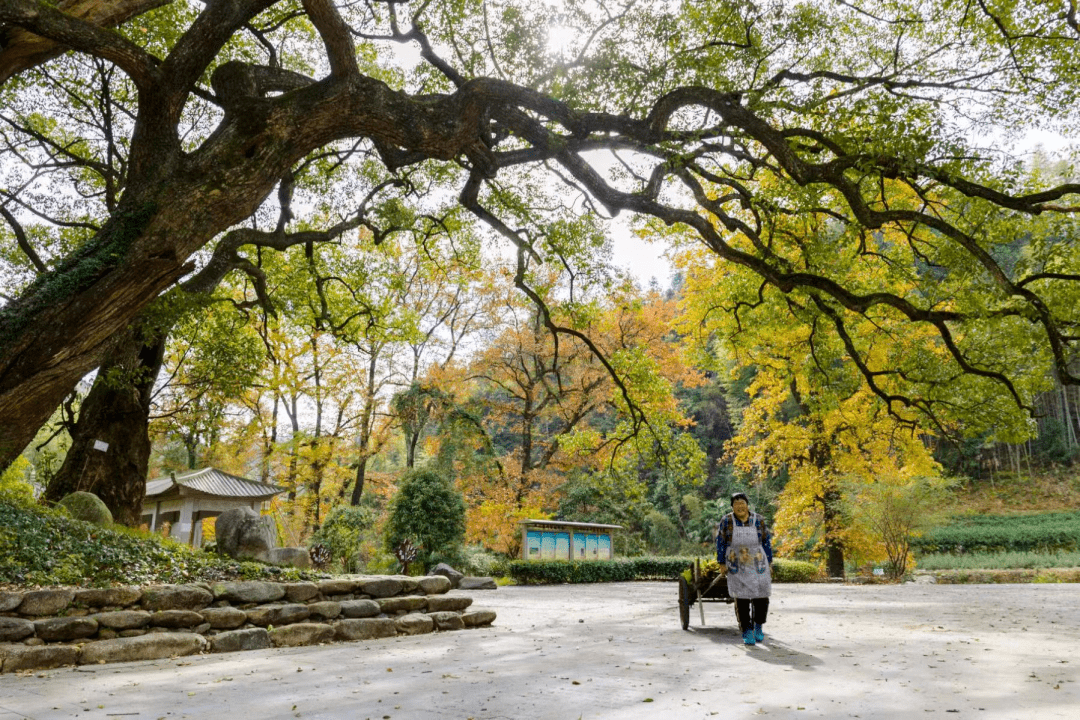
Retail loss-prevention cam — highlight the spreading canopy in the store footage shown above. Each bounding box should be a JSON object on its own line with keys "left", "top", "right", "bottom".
{"left": 1, "top": 0, "right": 1078, "bottom": 467}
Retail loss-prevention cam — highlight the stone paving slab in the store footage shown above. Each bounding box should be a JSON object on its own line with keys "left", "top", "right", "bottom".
{"left": 1, "top": 582, "right": 1078, "bottom": 719}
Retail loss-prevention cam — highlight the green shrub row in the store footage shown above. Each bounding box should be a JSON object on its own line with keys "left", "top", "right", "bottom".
{"left": 916, "top": 550, "right": 1080, "bottom": 571}
{"left": 507, "top": 557, "right": 687, "bottom": 584}
{"left": 507, "top": 557, "right": 820, "bottom": 584}
{"left": 911, "top": 511, "right": 1080, "bottom": 553}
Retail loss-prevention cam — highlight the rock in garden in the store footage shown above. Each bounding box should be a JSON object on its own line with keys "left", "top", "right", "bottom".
{"left": 306, "top": 601, "right": 341, "bottom": 621}
{"left": 57, "top": 491, "right": 112, "bottom": 526}
{"left": 209, "top": 628, "right": 270, "bottom": 653}
{"left": 0, "top": 592, "right": 23, "bottom": 613}
{"left": 210, "top": 581, "right": 285, "bottom": 604}
{"left": 0, "top": 617, "right": 35, "bottom": 642}
{"left": 459, "top": 577, "right": 498, "bottom": 590}
{"left": 0, "top": 644, "right": 81, "bottom": 673}
{"left": 92, "top": 611, "right": 151, "bottom": 631}
{"left": 199, "top": 607, "right": 247, "bottom": 629}
{"left": 34, "top": 617, "right": 98, "bottom": 642}
{"left": 376, "top": 595, "right": 427, "bottom": 614}
{"left": 417, "top": 575, "right": 451, "bottom": 595}
{"left": 428, "top": 611, "right": 465, "bottom": 631}
{"left": 75, "top": 587, "right": 141, "bottom": 608}
{"left": 214, "top": 507, "right": 277, "bottom": 561}
{"left": 426, "top": 595, "right": 473, "bottom": 612}
{"left": 462, "top": 609, "right": 498, "bottom": 627}
{"left": 269, "top": 623, "right": 335, "bottom": 647}
{"left": 391, "top": 575, "right": 420, "bottom": 593}
{"left": 149, "top": 610, "right": 205, "bottom": 629}
{"left": 245, "top": 604, "right": 310, "bottom": 627}
{"left": 335, "top": 618, "right": 397, "bottom": 641}
{"left": 141, "top": 584, "right": 212, "bottom": 611}
{"left": 265, "top": 547, "right": 311, "bottom": 568}
{"left": 283, "top": 582, "right": 320, "bottom": 603}
{"left": 17, "top": 589, "right": 75, "bottom": 616}
{"left": 429, "top": 563, "right": 463, "bottom": 589}
{"left": 316, "top": 578, "right": 359, "bottom": 596}
{"left": 395, "top": 613, "right": 434, "bottom": 635}
{"left": 339, "top": 599, "right": 380, "bottom": 618}
{"left": 360, "top": 578, "right": 402, "bottom": 598}
{"left": 80, "top": 633, "right": 206, "bottom": 665}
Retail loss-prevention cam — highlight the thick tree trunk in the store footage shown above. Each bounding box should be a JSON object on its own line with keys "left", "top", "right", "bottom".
{"left": 351, "top": 456, "right": 368, "bottom": 506}
{"left": 821, "top": 486, "right": 846, "bottom": 578}
{"left": 42, "top": 324, "right": 164, "bottom": 526}
{"left": 0, "top": 59, "right": 494, "bottom": 471}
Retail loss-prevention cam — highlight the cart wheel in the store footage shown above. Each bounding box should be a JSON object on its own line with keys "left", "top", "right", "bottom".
{"left": 678, "top": 575, "right": 691, "bottom": 630}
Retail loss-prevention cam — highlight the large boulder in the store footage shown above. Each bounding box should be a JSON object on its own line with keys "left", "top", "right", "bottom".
{"left": 0, "top": 644, "right": 81, "bottom": 672}
{"left": 210, "top": 581, "right": 285, "bottom": 604}
{"left": 214, "top": 507, "right": 277, "bottom": 561}
{"left": 265, "top": 547, "right": 312, "bottom": 569}
{"left": 57, "top": 491, "right": 113, "bottom": 526}
{"left": 209, "top": 628, "right": 270, "bottom": 653}
{"left": 34, "top": 617, "right": 98, "bottom": 642}
{"left": 429, "top": 563, "right": 463, "bottom": 589}
{"left": 140, "top": 584, "right": 212, "bottom": 611}
{"left": 75, "top": 587, "right": 142, "bottom": 608}
{"left": 269, "top": 623, "right": 335, "bottom": 647}
{"left": 80, "top": 633, "right": 205, "bottom": 665}
{"left": 0, "top": 617, "right": 35, "bottom": 642}
{"left": 17, "top": 589, "right": 74, "bottom": 616}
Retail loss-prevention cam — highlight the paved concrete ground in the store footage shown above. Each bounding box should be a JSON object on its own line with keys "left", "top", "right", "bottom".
{"left": 2, "top": 582, "right": 1077, "bottom": 720}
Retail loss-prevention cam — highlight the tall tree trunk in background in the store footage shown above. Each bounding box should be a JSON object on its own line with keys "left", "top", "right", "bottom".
{"left": 820, "top": 484, "right": 846, "bottom": 578}
{"left": 350, "top": 351, "right": 380, "bottom": 506}
{"left": 43, "top": 324, "right": 165, "bottom": 526}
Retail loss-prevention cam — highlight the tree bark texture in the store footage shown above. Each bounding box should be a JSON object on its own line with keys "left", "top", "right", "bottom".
{"left": 42, "top": 323, "right": 163, "bottom": 525}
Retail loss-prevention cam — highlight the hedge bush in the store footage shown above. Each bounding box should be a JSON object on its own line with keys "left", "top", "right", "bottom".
{"left": 772, "top": 558, "right": 820, "bottom": 582}
{"left": 910, "top": 511, "right": 1080, "bottom": 554}
{"left": 508, "top": 556, "right": 821, "bottom": 584}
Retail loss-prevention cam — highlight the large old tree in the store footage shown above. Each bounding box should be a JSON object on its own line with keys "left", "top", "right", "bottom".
{"left": 1, "top": 0, "right": 1079, "bottom": 502}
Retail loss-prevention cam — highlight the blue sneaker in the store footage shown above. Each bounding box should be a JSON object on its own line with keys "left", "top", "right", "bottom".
{"left": 754, "top": 623, "right": 764, "bottom": 642}
{"left": 742, "top": 629, "right": 756, "bottom": 645}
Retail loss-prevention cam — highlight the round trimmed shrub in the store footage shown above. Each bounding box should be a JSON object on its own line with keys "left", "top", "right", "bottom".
{"left": 57, "top": 491, "right": 113, "bottom": 526}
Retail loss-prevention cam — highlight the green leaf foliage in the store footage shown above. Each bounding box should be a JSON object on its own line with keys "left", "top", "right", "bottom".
{"left": 0, "top": 496, "right": 313, "bottom": 588}
{"left": 311, "top": 505, "right": 375, "bottom": 573}
{"left": 384, "top": 468, "right": 466, "bottom": 567}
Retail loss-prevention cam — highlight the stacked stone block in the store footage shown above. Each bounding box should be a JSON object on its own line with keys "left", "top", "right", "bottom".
{"left": 0, "top": 576, "right": 495, "bottom": 673}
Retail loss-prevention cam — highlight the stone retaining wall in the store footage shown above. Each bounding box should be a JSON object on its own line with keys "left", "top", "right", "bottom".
{"left": 0, "top": 575, "right": 495, "bottom": 673}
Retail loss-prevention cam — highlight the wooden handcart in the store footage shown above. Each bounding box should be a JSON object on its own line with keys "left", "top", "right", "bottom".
{"left": 678, "top": 558, "right": 734, "bottom": 630}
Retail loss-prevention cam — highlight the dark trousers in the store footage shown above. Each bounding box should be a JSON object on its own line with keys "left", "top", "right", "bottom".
{"left": 734, "top": 598, "right": 769, "bottom": 632}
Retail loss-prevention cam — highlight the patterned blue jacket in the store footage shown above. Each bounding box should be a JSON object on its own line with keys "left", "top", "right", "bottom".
{"left": 715, "top": 512, "right": 773, "bottom": 565}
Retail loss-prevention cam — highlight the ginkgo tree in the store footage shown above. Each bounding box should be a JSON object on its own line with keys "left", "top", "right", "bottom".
{"left": 1, "top": 0, "right": 1078, "bottom": 489}
{"left": 673, "top": 216, "right": 948, "bottom": 577}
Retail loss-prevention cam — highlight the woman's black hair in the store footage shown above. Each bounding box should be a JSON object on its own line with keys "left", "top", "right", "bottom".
{"left": 730, "top": 492, "right": 749, "bottom": 507}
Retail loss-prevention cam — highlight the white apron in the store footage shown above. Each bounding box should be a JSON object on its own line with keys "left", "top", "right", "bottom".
{"left": 724, "top": 519, "right": 772, "bottom": 599}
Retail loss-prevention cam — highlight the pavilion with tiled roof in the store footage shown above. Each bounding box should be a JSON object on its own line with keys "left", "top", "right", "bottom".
{"left": 140, "top": 467, "right": 284, "bottom": 546}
